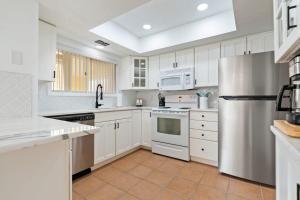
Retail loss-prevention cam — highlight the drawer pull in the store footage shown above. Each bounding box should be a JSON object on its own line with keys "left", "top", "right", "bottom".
{"left": 201, "top": 134, "right": 204, "bottom": 136}
{"left": 201, "top": 148, "right": 204, "bottom": 151}
{"left": 202, "top": 115, "right": 204, "bottom": 117}
{"left": 201, "top": 124, "right": 204, "bottom": 127}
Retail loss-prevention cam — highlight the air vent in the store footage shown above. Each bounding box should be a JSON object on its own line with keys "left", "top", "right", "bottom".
{"left": 94, "top": 40, "right": 110, "bottom": 46}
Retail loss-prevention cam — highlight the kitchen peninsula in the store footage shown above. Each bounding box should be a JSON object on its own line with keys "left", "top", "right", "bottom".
{"left": 0, "top": 117, "right": 98, "bottom": 200}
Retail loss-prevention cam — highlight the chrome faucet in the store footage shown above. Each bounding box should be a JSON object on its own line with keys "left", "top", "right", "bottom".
{"left": 95, "top": 84, "right": 103, "bottom": 108}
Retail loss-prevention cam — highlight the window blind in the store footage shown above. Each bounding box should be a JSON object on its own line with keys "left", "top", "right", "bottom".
{"left": 52, "top": 50, "right": 116, "bottom": 94}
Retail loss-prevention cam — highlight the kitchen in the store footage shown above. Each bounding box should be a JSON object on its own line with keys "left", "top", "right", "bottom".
{"left": 0, "top": 0, "right": 299, "bottom": 200}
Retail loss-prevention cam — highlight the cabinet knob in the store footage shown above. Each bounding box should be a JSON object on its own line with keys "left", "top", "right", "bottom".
{"left": 201, "top": 124, "right": 204, "bottom": 127}
{"left": 201, "top": 148, "right": 204, "bottom": 151}
{"left": 202, "top": 115, "right": 204, "bottom": 118}
{"left": 201, "top": 134, "right": 204, "bottom": 137}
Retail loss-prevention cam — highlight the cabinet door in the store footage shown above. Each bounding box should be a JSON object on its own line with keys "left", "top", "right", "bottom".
{"left": 119, "top": 56, "right": 132, "bottom": 90}
{"left": 195, "top": 43, "right": 220, "bottom": 87}
{"left": 132, "top": 110, "right": 142, "bottom": 148}
{"left": 176, "top": 48, "right": 194, "bottom": 69}
{"left": 208, "top": 43, "right": 220, "bottom": 86}
{"left": 195, "top": 46, "right": 209, "bottom": 86}
{"left": 94, "top": 121, "right": 116, "bottom": 164}
{"left": 39, "top": 21, "right": 56, "bottom": 81}
{"left": 142, "top": 110, "right": 152, "bottom": 147}
{"left": 116, "top": 118, "right": 132, "bottom": 155}
{"left": 133, "top": 57, "right": 148, "bottom": 88}
{"left": 221, "top": 37, "right": 247, "bottom": 57}
{"left": 148, "top": 56, "right": 160, "bottom": 89}
{"left": 247, "top": 31, "right": 274, "bottom": 54}
{"left": 159, "top": 52, "right": 175, "bottom": 70}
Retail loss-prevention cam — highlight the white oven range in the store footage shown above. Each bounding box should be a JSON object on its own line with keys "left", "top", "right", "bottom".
{"left": 151, "top": 107, "right": 190, "bottom": 161}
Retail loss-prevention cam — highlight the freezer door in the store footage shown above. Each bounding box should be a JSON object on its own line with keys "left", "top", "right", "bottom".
{"left": 219, "top": 52, "right": 288, "bottom": 96}
{"left": 218, "top": 98, "right": 278, "bottom": 186}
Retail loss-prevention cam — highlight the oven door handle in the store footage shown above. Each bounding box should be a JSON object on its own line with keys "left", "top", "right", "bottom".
{"left": 152, "top": 112, "right": 188, "bottom": 117}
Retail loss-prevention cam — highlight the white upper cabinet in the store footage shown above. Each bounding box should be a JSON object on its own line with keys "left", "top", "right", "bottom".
{"left": 221, "top": 37, "right": 247, "bottom": 57}
{"left": 195, "top": 43, "right": 220, "bottom": 87}
{"left": 273, "top": 0, "right": 300, "bottom": 62}
{"left": 159, "top": 52, "right": 176, "bottom": 70}
{"left": 38, "top": 20, "right": 56, "bottom": 81}
{"left": 132, "top": 57, "right": 148, "bottom": 88}
{"left": 159, "top": 48, "right": 194, "bottom": 70}
{"left": 119, "top": 57, "right": 132, "bottom": 90}
{"left": 175, "top": 48, "right": 195, "bottom": 69}
{"left": 247, "top": 31, "right": 274, "bottom": 54}
{"left": 119, "top": 56, "right": 147, "bottom": 90}
{"left": 148, "top": 56, "right": 160, "bottom": 89}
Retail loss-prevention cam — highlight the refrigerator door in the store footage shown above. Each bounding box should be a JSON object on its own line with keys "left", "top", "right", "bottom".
{"left": 218, "top": 98, "right": 278, "bottom": 186}
{"left": 219, "top": 52, "right": 284, "bottom": 96}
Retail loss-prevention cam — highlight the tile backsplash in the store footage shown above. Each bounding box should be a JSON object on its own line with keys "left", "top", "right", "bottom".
{"left": 136, "top": 87, "right": 219, "bottom": 108}
{"left": 0, "top": 71, "right": 32, "bottom": 118}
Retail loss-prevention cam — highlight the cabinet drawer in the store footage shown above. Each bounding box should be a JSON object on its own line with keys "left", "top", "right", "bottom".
{"left": 95, "top": 111, "right": 132, "bottom": 122}
{"left": 190, "top": 129, "right": 218, "bottom": 141}
{"left": 190, "top": 120, "right": 218, "bottom": 131}
{"left": 190, "top": 111, "right": 218, "bottom": 121}
{"left": 190, "top": 138, "right": 218, "bottom": 161}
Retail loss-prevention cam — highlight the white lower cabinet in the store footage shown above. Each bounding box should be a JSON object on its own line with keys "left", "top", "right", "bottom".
{"left": 189, "top": 111, "right": 218, "bottom": 166}
{"left": 132, "top": 110, "right": 142, "bottom": 148}
{"left": 94, "top": 111, "right": 134, "bottom": 165}
{"left": 190, "top": 138, "right": 218, "bottom": 162}
{"left": 142, "top": 110, "right": 152, "bottom": 147}
{"left": 94, "top": 121, "right": 116, "bottom": 164}
{"left": 116, "top": 118, "right": 132, "bottom": 155}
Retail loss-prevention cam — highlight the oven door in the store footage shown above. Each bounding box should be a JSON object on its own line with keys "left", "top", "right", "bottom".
{"left": 152, "top": 112, "right": 189, "bottom": 147}
{"left": 159, "top": 74, "right": 183, "bottom": 91}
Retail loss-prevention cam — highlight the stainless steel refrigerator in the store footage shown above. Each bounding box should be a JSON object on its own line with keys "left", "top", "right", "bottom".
{"left": 218, "top": 52, "right": 288, "bottom": 186}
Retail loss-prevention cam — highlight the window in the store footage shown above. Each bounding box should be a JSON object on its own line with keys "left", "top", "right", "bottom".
{"left": 52, "top": 49, "right": 116, "bottom": 94}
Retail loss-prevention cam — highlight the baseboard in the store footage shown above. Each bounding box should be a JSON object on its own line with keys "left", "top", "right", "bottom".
{"left": 191, "top": 156, "right": 218, "bottom": 167}
{"left": 92, "top": 146, "right": 144, "bottom": 170}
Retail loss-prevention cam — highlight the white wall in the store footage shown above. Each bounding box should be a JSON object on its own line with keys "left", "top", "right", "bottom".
{"left": 0, "top": 0, "right": 38, "bottom": 117}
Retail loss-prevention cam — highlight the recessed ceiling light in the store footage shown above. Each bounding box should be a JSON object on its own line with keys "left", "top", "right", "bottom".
{"left": 96, "top": 45, "right": 104, "bottom": 49}
{"left": 143, "top": 24, "right": 152, "bottom": 30}
{"left": 197, "top": 3, "right": 208, "bottom": 11}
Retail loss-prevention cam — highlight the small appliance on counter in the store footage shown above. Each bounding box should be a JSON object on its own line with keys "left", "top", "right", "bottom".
{"left": 277, "top": 55, "right": 300, "bottom": 125}
{"left": 158, "top": 93, "right": 165, "bottom": 107}
{"left": 136, "top": 98, "right": 143, "bottom": 107}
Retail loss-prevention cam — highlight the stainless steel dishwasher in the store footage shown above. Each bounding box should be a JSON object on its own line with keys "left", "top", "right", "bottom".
{"left": 46, "top": 113, "right": 94, "bottom": 178}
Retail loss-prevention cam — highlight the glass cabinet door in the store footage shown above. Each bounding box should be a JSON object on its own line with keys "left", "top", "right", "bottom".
{"left": 132, "top": 57, "right": 147, "bottom": 88}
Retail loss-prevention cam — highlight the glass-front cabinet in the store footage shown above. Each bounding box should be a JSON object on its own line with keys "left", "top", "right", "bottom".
{"left": 132, "top": 57, "right": 148, "bottom": 88}
{"left": 274, "top": 0, "right": 300, "bottom": 63}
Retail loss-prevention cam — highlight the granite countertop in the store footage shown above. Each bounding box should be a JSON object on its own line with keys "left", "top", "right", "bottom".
{"left": 0, "top": 117, "right": 99, "bottom": 154}
{"left": 39, "top": 106, "right": 153, "bottom": 117}
{"left": 271, "top": 125, "right": 300, "bottom": 158}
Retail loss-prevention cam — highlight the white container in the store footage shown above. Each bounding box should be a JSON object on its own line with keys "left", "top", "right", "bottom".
{"left": 199, "top": 97, "right": 208, "bottom": 109}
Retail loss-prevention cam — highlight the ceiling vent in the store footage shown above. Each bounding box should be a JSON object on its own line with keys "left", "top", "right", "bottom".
{"left": 94, "top": 40, "right": 110, "bottom": 46}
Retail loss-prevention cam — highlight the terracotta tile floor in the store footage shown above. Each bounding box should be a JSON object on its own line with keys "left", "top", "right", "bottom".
{"left": 73, "top": 149, "right": 275, "bottom": 200}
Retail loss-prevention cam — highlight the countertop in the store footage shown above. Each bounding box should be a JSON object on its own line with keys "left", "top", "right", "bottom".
{"left": 271, "top": 125, "right": 300, "bottom": 158}
{"left": 190, "top": 108, "right": 218, "bottom": 112}
{"left": 39, "top": 106, "right": 153, "bottom": 117}
{"left": 0, "top": 117, "right": 99, "bottom": 154}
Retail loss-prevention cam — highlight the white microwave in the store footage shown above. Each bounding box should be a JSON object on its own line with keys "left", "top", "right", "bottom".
{"left": 159, "top": 67, "right": 194, "bottom": 91}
